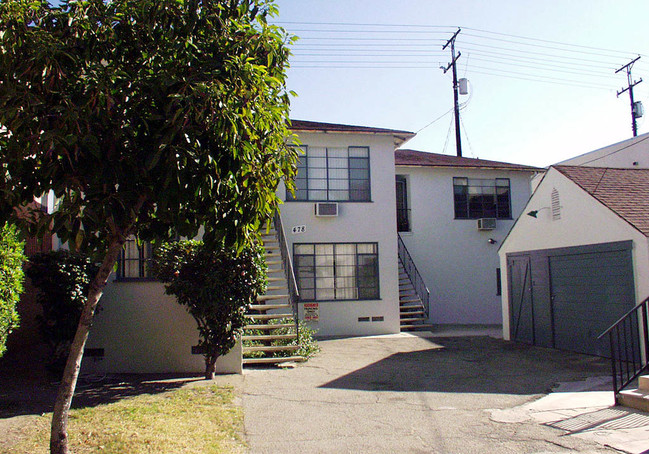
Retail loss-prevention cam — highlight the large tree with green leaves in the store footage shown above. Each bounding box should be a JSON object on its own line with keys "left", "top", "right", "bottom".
{"left": 0, "top": 0, "right": 297, "bottom": 452}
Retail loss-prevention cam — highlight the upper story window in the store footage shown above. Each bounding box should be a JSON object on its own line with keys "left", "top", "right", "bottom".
{"left": 117, "top": 236, "right": 153, "bottom": 280}
{"left": 288, "top": 146, "right": 371, "bottom": 202}
{"left": 453, "top": 177, "right": 511, "bottom": 219}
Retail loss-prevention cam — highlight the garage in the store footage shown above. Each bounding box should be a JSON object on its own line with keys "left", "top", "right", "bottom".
{"left": 507, "top": 241, "right": 635, "bottom": 357}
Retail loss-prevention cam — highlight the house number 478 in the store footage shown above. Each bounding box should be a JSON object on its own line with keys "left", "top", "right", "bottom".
{"left": 292, "top": 225, "right": 306, "bottom": 234}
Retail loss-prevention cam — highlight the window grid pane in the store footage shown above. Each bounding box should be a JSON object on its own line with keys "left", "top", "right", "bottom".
{"left": 453, "top": 178, "right": 511, "bottom": 219}
{"left": 294, "top": 243, "right": 379, "bottom": 301}
{"left": 119, "top": 237, "right": 152, "bottom": 279}
{"left": 288, "top": 146, "right": 370, "bottom": 202}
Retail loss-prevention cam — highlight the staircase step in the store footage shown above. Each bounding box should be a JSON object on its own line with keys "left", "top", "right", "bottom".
{"left": 249, "top": 304, "right": 292, "bottom": 311}
{"left": 243, "top": 323, "right": 295, "bottom": 330}
{"left": 618, "top": 389, "right": 649, "bottom": 412}
{"left": 267, "top": 277, "right": 285, "bottom": 282}
{"left": 400, "top": 297, "right": 422, "bottom": 304}
{"left": 242, "top": 333, "right": 297, "bottom": 342}
{"left": 266, "top": 260, "right": 283, "bottom": 267}
{"left": 400, "top": 317, "right": 427, "bottom": 323}
{"left": 266, "top": 285, "right": 288, "bottom": 292}
{"left": 257, "top": 294, "right": 289, "bottom": 302}
{"left": 400, "top": 310, "right": 425, "bottom": 316}
{"left": 246, "top": 313, "right": 291, "bottom": 321}
{"left": 639, "top": 375, "right": 649, "bottom": 391}
{"left": 243, "top": 356, "right": 305, "bottom": 365}
{"left": 243, "top": 345, "right": 300, "bottom": 353}
{"left": 401, "top": 324, "right": 434, "bottom": 331}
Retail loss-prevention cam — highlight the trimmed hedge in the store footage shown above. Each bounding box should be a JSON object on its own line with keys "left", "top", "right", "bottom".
{"left": 26, "top": 250, "right": 99, "bottom": 373}
{"left": 0, "top": 223, "right": 25, "bottom": 358}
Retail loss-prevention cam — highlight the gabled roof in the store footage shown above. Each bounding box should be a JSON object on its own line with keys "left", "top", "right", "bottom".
{"left": 557, "top": 132, "right": 649, "bottom": 166}
{"left": 290, "top": 120, "right": 415, "bottom": 148}
{"left": 555, "top": 165, "right": 649, "bottom": 237}
{"left": 395, "top": 149, "right": 543, "bottom": 172}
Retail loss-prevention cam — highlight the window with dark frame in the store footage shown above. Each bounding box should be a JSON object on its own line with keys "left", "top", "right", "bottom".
{"left": 294, "top": 243, "right": 379, "bottom": 301}
{"left": 288, "top": 146, "right": 371, "bottom": 202}
{"left": 117, "top": 237, "right": 153, "bottom": 280}
{"left": 453, "top": 177, "right": 511, "bottom": 219}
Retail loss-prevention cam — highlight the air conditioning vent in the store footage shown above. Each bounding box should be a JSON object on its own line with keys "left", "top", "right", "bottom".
{"left": 315, "top": 202, "right": 338, "bottom": 217}
{"left": 477, "top": 218, "right": 496, "bottom": 230}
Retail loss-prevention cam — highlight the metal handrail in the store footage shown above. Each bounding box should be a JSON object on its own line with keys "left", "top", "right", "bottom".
{"left": 597, "top": 296, "right": 649, "bottom": 402}
{"left": 397, "top": 233, "right": 430, "bottom": 319}
{"left": 272, "top": 211, "right": 300, "bottom": 341}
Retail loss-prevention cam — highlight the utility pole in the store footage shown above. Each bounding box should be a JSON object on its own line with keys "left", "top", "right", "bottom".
{"left": 616, "top": 56, "right": 643, "bottom": 137}
{"left": 442, "top": 28, "right": 462, "bottom": 157}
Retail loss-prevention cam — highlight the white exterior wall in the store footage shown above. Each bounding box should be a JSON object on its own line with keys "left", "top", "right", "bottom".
{"left": 278, "top": 132, "right": 400, "bottom": 337}
{"left": 498, "top": 167, "right": 649, "bottom": 340}
{"left": 84, "top": 279, "right": 242, "bottom": 375}
{"left": 558, "top": 133, "right": 649, "bottom": 168}
{"left": 396, "top": 166, "right": 535, "bottom": 325}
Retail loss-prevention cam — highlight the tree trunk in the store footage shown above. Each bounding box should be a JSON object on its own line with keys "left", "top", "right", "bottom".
{"left": 49, "top": 238, "right": 126, "bottom": 454}
{"left": 205, "top": 354, "right": 217, "bottom": 380}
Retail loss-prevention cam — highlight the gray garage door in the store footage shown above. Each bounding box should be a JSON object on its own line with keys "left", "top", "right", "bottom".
{"left": 508, "top": 241, "right": 635, "bottom": 357}
{"left": 550, "top": 247, "right": 635, "bottom": 356}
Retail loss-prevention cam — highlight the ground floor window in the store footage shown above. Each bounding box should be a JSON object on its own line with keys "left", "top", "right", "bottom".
{"left": 294, "top": 243, "right": 379, "bottom": 301}
{"left": 117, "top": 236, "right": 153, "bottom": 280}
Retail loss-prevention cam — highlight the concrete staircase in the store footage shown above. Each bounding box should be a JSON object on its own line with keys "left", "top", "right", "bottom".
{"left": 242, "top": 226, "right": 305, "bottom": 366}
{"left": 399, "top": 260, "right": 432, "bottom": 332}
{"left": 618, "top": 375, "right": 649, "bottom": 412}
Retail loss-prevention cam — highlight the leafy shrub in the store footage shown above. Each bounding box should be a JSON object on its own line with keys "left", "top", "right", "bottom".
{"left": 0, "top": 223, "right": 25, "bottom": 357}
{"left": 243, "top": 318, "right": 320, "bottom": 360}
{"left": 152, "top": 240, "right": 267, "bottom": 379}
{"left": 26, "top": 250, "right": 99, "bottom": 373}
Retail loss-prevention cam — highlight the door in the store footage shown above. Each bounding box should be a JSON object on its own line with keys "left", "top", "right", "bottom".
{"left": 508, "top": 255, "right": 534, "bottom": 344}
{"left": 395, "top": 176, "right": 409, "bottom": 232}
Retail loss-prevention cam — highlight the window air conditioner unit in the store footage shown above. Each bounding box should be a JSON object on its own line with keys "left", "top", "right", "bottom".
{"left": 477, "top": 218, "right": 496, "bottom": 230}
{"left": 315, "top": 202, "right": 338, "bottom": 217}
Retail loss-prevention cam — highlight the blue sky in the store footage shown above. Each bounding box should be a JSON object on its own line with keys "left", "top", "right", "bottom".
{"left": 273, "top": 0, "right": 649, "bottom": 167}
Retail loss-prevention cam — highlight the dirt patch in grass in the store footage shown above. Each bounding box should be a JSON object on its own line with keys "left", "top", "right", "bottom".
{"left": 4, "top": 383, "right": 245, "bottom": 454}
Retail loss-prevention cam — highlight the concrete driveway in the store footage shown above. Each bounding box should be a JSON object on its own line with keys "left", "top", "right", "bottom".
{"left": 241, "top": 332, "right": 640, "bottom": 453}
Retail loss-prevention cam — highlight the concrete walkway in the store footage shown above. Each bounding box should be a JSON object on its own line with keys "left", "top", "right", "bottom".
{"left": 241, "top": 332, "right": 649, "bottom": 453}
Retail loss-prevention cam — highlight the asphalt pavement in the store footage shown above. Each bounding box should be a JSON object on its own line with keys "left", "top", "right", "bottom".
{"left": 239, "top": 330, "right": 649, "bottom": 454}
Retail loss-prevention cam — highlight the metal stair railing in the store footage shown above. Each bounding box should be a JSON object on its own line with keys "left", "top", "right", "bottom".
{"left": 597, "top": 296, "right": 649, "bottom": 403}
{"left": 397, "top": 233, "right": 430, "bottom": 319}
{"left": 272, "top": 211, "right": 300, "bottom": 341}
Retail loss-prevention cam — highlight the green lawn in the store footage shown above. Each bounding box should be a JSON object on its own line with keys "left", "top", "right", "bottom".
{"left": 9, "top": 384, "right": 245, "bottom": 454}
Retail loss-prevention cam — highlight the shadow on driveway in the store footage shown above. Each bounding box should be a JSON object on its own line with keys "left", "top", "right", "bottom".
{"left": 319, "top": 336, "right": 611, "bottom": 394}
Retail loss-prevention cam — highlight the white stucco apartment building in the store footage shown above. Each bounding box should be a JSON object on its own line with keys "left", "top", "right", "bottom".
{"left": 46, "top": 119, "right": 549, "bottom": 374}
{"left": 395, "top": 150, "right": 542, "bottom": 325}
{"left": 277, "top": 120, "right": 415, "bottom": 337}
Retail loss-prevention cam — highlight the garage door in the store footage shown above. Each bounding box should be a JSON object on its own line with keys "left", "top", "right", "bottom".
{"left": 507, "top": 241, "right": 635, "bottom": 357}
{"left": 550, "top": 247, "right": 635, "bottom": 356}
